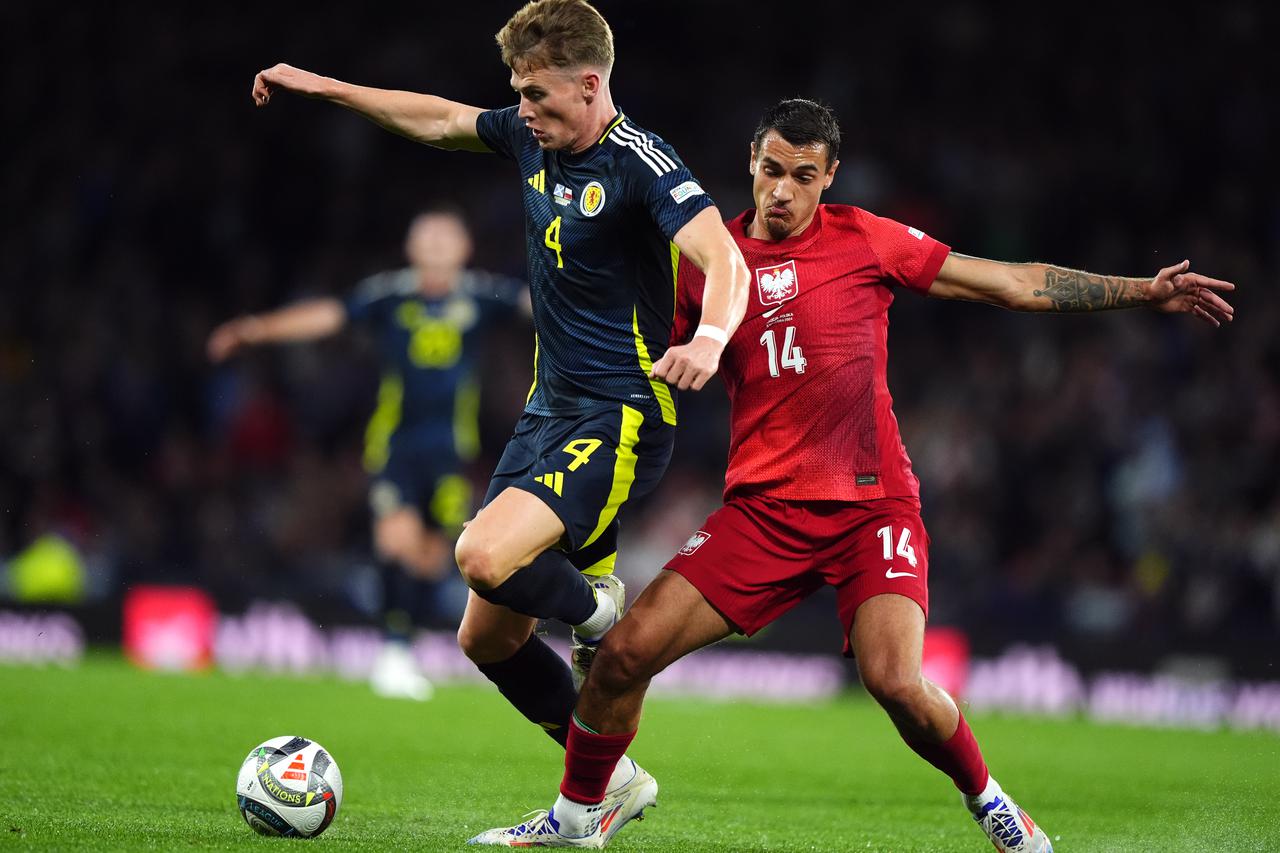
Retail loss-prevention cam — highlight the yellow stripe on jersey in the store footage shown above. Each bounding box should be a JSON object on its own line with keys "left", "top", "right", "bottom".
{"left": 526, "top": 332, "right": 540, "bottom": 404}
{"left": 669, "top": 241, "right": 681, "bottom": 311}
{"left": 527, "top": 170, "right": 546, "bottom": 193}
{"left": 597, "top": 113, "right": 626, "bottom": 144}
{"left": 579, "top": 550, "right": 617, "bottom": 578}
{"left": 363, "top": 374, "right": 404, "bottom": 473}
{"left": 453, "top": 375, "right": 481, "bottom": 462}
{"left": 632, "top": 307, "right": 677, "bottom": 426}
{"left": 582, "top": 405, "right": 644, "bottom": 549}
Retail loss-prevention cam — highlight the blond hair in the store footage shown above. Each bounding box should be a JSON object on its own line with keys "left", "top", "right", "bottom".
{"left": 495, "top": 0, "right": 614, "bottom": 73}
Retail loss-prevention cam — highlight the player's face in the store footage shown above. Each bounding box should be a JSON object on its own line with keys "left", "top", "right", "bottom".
{"left": 510, "top": 65, "right": 597, "bottom": 151}
{"left": 749, "top": 131, "right": 838, "bottom": 241}
{"left": 405, "top": 213, "right": 472, "bottom": 284}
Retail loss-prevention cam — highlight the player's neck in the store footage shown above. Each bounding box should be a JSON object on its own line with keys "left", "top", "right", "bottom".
{"left": 569, "top": 91, "right": 618, "bottom": 154}
{"left": 416, "top": 267, "right": 458, "bottom": 297}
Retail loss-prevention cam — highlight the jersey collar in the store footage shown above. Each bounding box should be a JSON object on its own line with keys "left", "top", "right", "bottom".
{"left": 596, "top": 111, "right": 626, "bottom": 144}
{"left": 559, "top": 111, "right": 624, "bottom": 165}
{"left": 733, "top": 205, "right": 826, "bottom": 253}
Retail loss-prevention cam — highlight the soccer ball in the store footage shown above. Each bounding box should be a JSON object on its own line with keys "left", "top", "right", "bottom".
{"left": 236, "top": 736, "right": 343, "bottom": 838}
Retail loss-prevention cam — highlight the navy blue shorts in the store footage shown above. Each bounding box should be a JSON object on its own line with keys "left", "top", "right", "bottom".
{"left": 370, "top": 441, "right": 472, "bottom": 535}
{"left": 483, "top": 404, "right": 675, "bottom": 569}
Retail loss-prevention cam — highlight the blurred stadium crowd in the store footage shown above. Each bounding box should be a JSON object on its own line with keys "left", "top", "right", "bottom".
{"left": 3, "top": 3, "right": 1275, "bottom": 665}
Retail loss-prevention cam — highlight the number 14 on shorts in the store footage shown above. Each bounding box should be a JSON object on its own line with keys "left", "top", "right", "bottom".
{"left": 876, "top": 524, "right": 918, "bottom": 577}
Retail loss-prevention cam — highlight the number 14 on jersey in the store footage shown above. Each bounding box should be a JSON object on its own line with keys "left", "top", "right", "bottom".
{"left": 759, "top": 326, "right": 806, "bottom": 377}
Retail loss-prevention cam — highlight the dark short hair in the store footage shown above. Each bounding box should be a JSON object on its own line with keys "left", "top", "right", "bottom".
{"left": 752, "top": 98, "right": 841, "bottom": 167}
{"left": 414, "top": 203, "right": 467, "bottom": 224}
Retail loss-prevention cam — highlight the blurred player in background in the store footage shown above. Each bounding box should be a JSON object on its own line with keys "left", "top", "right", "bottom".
{"left": 471, "top": 99, "right": 1236, "bottom": 849}
{"left": 249, "top": 0, "right": 750, "bottom": 829}
{"left": 208, "top": 208, "right": 526, "bottom": 701}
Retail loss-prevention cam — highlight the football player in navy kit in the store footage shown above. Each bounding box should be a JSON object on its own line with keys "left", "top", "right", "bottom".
{"left": 209, "top": 209, "right": 524, "bottom": 701}
{"left": 249, "top": 0, "right": 749, "bottom": 838}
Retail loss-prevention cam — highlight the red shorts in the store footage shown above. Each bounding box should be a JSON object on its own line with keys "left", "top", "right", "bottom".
{"left": 664, "top": 494, "right": 929, "bottom": 656}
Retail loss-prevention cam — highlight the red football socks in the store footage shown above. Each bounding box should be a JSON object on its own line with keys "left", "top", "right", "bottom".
{"left": 903, "top": 712, "right": 989, "bottom": 795}
{"left": 560, "top": 716, "right": 637, "bottom": 804}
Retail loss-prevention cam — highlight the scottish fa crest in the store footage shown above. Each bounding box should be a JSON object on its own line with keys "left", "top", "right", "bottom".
{"left": 580, "top": 181, "right": 606, "bottom": 217}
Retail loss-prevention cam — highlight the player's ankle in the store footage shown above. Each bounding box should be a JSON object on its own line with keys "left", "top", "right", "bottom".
{"left": 963, "top": 774, "right": 1003, "bottom": 813}
{"left": 605, "top": 755, "right": 636, "bottom": 791}
{"left": 551, "top": 792, "right": 602, "bottom": 837}
{"left": 572, "top": 590, "right": 617, "bottom": 640}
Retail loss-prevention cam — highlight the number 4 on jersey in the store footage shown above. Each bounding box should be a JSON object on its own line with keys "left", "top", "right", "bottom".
{"left": 544, "top": 216, "right": 564, "bottom": 269}
{"left": 759, "top": 326, "right": 806, "bottom": 378}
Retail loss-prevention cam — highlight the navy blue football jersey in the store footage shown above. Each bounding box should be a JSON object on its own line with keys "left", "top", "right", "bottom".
{"left": 344, "top": 268, "right": 523, "bottom": 471}
{"left": 475, "top": 107, "right": 714, "bottom": 425}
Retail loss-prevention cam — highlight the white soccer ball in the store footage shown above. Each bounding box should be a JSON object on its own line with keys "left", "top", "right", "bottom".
{"left": 236, "top": 736, "right": 343, "bottom": 838}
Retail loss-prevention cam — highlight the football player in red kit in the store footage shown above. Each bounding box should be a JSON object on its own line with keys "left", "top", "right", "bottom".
{"left": 469, "top": 99, "right": 1235, "bottom": 850}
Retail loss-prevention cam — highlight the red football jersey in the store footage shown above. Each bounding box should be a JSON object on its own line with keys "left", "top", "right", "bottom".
{"left": 675, "top": 204, "right": 949, "bottom": 502}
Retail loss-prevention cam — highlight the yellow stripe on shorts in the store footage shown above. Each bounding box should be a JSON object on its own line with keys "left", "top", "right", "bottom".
{"left": 363, "top": 374, "right": 403, "bottom": 473}
{"left": 579, "top": 551, "right": 617, "bottom": 577}
{"left": 581, "top": 405, "right": 644, "bottom": 549}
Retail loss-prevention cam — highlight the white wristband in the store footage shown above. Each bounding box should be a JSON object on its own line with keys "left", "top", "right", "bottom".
{"left": 693, "top": 323, "right": 729, "bottom": 345}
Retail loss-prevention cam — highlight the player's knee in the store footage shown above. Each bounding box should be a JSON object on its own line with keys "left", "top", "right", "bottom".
{"left": 454, "top": 533, "right": 505, "bottom": 590}
{"left": 374, "top": 512, "right": 415, "bottom": 563}
{"left": 592, "top": 628, "right": 657, "bottom": 694}
{"left": 456, "top": 621, "right": 523, "bottom": 664}
{"left": 859, "top": 665, "right": 925, "bottom": 713}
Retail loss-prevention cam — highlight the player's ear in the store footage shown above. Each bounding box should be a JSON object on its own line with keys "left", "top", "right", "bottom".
{"left": 823, "top": 158, "right": 840, "bottom": 190}
{"left": 748, "top": 142, "right": 758, "bottom": 175}
{"left": 581, "top": 69, "right": 601, "bottom": 103}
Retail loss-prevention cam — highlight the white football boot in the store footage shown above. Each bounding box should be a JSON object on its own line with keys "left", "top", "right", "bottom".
{"left": 465, "top": 809, "right": 605, "bottom": 848}
{"left": 570, "top": 573, "right": 625, "bottom": 691}
{"left": 467, "top": 758, "right": 658, "bottom": 848}
{"left": 368, "top": 641, "right": 433, "bottom": 701}
{"left": 964, "top": 777, "right": 1053, "bottom": 852}
{"left": 595, "top": 757, "right": 658, "bottom": 844}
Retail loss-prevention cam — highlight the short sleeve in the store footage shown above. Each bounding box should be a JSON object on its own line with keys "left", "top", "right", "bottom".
{"left": 344, "top": 272, "right": 399, "bottom": 324}
{"left": 856, "top": 209, "right": 950, "bottom": 294}
{"left": 609, "top": 124, "right": 715, "bottom": 242}
{"left": 475, "top": 106, "right": 523, "bottom": 161}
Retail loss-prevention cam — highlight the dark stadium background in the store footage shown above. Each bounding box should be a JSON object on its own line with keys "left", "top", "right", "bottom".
{"left": 3, "top": 3, "right": 1276, "bottom": 680}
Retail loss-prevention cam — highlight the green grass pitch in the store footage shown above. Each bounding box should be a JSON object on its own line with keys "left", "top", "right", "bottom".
{"left": 2, "top": 654, "right": 1278, "bottom": 851}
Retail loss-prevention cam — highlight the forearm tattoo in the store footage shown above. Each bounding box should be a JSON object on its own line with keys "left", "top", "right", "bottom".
{"left": 1033, "top": 267, "right": 1145, "bottom": 312}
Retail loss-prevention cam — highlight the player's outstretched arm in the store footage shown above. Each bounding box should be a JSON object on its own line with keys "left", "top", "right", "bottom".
{"left": 650, "top": 207, "right": 750, "bottom": 391}
{"left": 251, "top": 63, "right": 488, "bottom": 152}
{"left": 207, "top": 298, "right": 347, "bottom": 363}
{"left": 928, "top": 253, "right": 1235, "bottom": 326}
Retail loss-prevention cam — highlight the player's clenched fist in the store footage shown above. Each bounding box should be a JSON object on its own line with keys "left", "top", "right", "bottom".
{"left": 650, "top": 336, "right": 724, "bottom": 391}
{"left": 252, "top": 63, "right": 329, "bottom": 106}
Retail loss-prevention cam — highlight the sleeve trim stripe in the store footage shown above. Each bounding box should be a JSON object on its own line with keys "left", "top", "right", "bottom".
{"left": 608, "top": 123, "right": 677, "bottom": 176}
{"left": 615, "top": 122, "right": 677, "bottom": 171}
{"left": 608, "top": 130, "right": 666, "bottom": 176}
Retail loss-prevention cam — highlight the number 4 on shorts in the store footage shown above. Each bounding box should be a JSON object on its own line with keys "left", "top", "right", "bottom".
{"left": 562, "top": 438, "right": 603, "bottom": 471}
